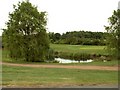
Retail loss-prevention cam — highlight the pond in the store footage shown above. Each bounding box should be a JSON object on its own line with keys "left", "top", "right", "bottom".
{"left": 55, "top": 58, "right": 93, "bottom": 63}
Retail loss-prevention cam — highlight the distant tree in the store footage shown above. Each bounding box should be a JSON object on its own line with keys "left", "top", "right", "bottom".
{"left": 105, "top": 9, "right": 120, "bottom": 60}
{"left": 59, "top": 31, "right": 106, "bottom": 45}
{"left": 48, "top": 32, "right": 55, "bottom": 43}
{"left": 2, "top": 1, "right": 51, "bottom": 62}
{"left": 48, "top": 32, "right": 61, "bottom": 43}
{"left": 54, "top": 33, "right": 61, "bottom": 41}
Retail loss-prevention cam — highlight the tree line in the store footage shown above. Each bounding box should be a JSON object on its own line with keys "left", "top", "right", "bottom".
{"left": 49, "top": 31, "right": 108, "bottom": 45}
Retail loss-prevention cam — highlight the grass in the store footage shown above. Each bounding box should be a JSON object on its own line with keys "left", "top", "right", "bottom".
{"left": 2, "top": 49, "right": 118, "bottom": 66}
{"left": 1, "top": 45, "right": 118, "bottom": 87}
{"left": 50, "top": 44, "right": 110, "bottom": 61}
{"left": 50, "top": 44, "right": 108, "bottom": 55}
{"left": 2, "top": 65, "right": 118, "bottom": 87}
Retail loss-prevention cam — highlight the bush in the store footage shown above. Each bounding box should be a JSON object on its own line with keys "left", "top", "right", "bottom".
{"left": 59, "top": 52, "right": 72, "bottom": 59}
{"left": 73, "top": 53, "right": 91, "bottom": 61}
{"left": 46, "top": 49, "right": 55, "bottom": 61}
{"left": 52, "top": 60, "right": 59, "bottom": 63}
{"left": 54, "top": 51, "right": 91, "bottom": 61}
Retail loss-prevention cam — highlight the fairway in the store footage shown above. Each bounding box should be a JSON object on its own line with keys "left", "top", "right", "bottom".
{"left": 50, "top": 44, "right": 107, "bottom": 55}
{"left": 2, "top": 65, "right": 118, "bottom": 88}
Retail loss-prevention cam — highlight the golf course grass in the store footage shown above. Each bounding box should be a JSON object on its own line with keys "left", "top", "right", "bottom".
{"left": 50, "top": 44, "right": 107, "bottom": 55}
{"left": 2, "top": 65, "right": 118, "bottom": 87}
{"left": 1, "top": 44, "right": 119, "bottom": 87}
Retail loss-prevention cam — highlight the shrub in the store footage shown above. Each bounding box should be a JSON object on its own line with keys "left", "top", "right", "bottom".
{"left": 46, "top": 49, "right": 55, "bottom": 61}
{"left": 73, "top": 53, "right": 91, "bottom": 61}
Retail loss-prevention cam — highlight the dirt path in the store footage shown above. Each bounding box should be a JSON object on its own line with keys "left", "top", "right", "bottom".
{"left": 1, "top": 62, "right": 118, "bottom": 71}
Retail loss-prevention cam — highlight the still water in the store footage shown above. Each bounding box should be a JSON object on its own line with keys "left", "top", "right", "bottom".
{"left": 55, "top": 58, "right": 93, "bottom": 63}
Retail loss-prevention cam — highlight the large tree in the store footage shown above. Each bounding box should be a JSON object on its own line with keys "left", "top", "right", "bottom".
{"left": 105, "top": 9, "right": 120, "bottom": 60}
{"left": 2, "top": 1, "right": 51, "bottom": 62}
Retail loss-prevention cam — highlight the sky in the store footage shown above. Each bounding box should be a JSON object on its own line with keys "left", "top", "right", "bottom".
{"left": 0, "top": 0, "right": 119, "bottom": 36}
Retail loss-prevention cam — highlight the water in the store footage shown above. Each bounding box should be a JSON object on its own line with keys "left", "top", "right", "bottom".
{"left": 55, "top": 58, "right": 93, "bottom": 63}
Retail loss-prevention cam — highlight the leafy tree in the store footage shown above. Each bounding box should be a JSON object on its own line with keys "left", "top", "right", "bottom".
{"left": 2, "top": 1, "right": 51, "bottom": 62}
{"left": 48, "top": 32, "right": 55, "bottom": 43}
{"left": 105, "top": 9, "right": 120, "bottom": 60}
{"left": 48, "top": 32, "right": 61, "bottom": 43}
{"left": 58, "top": 31, "right": 106, "bottom": 45}
{"left": 54, "top": 33, "right": 61, "bottom": 40}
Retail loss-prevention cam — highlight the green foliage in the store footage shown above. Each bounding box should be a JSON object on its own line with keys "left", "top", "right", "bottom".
{"left": 105, "top": 9, "right": 120, "bottom": 60}
{"left": 49, "top": 31, "right": 107, "bottom": 45}
{"left": 0, "top": 36, "right": 2, "bottom": 48}
{"left": 46, "top": 48, "right": 55, "bottom": 61}
{"left": 49, "top": 32, "right": 61, "bottom": 43}
{"left": 74, "top": 53, "right": 91, "bottom": 61}
{"left": 2, "top": 1, "right": 52, "bottom": 62}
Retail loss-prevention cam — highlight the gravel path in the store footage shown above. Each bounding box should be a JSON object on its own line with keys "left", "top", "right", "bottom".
{"left": 2, "top": 62, "right": 118, "bottom": 71}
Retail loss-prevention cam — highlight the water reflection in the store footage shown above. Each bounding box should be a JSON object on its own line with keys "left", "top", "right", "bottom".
{"left": 55, "top": 58, "right": 93, "bottom": 63}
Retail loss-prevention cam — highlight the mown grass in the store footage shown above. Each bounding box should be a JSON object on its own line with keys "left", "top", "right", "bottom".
{"left": 1, "top": 46, "right": 118, "bottom": 87}
{"left": 50, "top": 44, "right": 108, "bottom": 55}
{"left": 2, "top": 65, "right": 118, "bottom": 87}
{"left": 50, "top": 44, "right": 111, "bottom": 61}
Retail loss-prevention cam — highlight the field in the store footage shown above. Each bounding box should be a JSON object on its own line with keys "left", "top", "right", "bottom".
{"left": 1, "top": 44, "right": 119, "bottom": 88}
{"left": 50, "top": 44, "right": 108, "bottom": 55}
{"left": 2, "top": 65, "right": 118, "bottom": 88}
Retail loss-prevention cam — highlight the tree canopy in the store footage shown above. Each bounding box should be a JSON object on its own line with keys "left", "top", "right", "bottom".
{"left": 49, "top": 31, "right": 107, "bottom": 45}
{"left": 105, "top": 9, "right": 120, "bottom": 60}
{"left": 2, "top": 1, "right": 51, "bottom": 62}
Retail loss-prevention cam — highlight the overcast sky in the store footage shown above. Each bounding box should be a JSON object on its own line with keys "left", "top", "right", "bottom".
{"left": 0, "top": 0, "right": 119, "bottom": 35}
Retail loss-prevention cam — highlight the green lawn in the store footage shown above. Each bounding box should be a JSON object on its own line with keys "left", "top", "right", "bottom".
{"left": 50, "top": 44, "right": 107, "bottom": 55}
{"left": 1, "top": 46, "right": 118, "bottom": 87}
{"left": 2, "top": 65, "right": 118, "bottom": 87}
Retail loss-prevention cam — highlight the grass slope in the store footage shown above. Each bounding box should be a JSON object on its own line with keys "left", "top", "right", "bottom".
{"left": 2, "top": 65, "right": 118, "bottom": 87}
{"left": 50, "top": 44, "right": 107, "bottom": 55}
